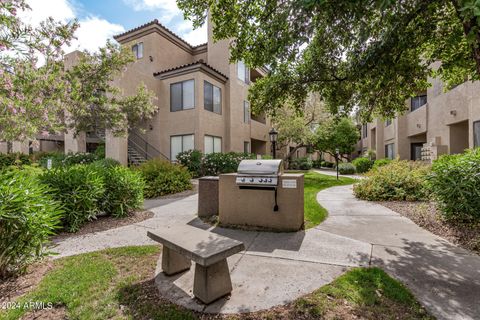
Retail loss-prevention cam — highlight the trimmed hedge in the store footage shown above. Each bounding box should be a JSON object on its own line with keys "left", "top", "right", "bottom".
{"left": 353, "top": 160, "right": 430, "bottom": 201}
{"left": 40, "top": 165, "right": 105, "bottom": 232}
{"left": 428, "top": 149, "right": 480, "bottom": 222}
{"left": 136, "top": 158, "right": 192, "bottom": 198}
{"left": 337, "top": 162, "right": 356, "bottom": 174}
{"left": 352, "top": 157, "right": 373, "bottom": 173}
{"left": 0, "top": 169, "right": 63, "bottom": 277}
{"left": 176, "top": 149, "right": 203, "bottom": 178}
{"left": 289, "top": 157, "right": 313, "bottom": 170}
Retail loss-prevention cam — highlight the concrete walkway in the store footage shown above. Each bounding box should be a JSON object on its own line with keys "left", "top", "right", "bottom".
{"left": 52, "top": 186, "right": 480, "bottom": 319}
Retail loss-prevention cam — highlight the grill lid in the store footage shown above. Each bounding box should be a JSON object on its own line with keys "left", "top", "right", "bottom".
{"left": 237, "top": 159, "right": 283, "bottom": 176}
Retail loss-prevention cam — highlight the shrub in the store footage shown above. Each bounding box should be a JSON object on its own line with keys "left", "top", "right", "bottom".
{"left": 289, "top": 157, "right": 313, "bottom": 170}
{"left": 203, "top": 152, "right": 253, "bottom": 176}
{"left": 372, "top": 158, "right": 392, "bottom": 170}
{"left": 176, "top": 149, "right": 203, "bottom": 178}
{"left": 90, "top": 158, "right": 121, "bottom": 169}
{"left": 353, "top": 160, "right": 430, "bottom": 201}
{"left": 37, "top": 152, "right": 66, "bottom": 168}
{"left": 322, "top": 161, "right": 334, "bottom": 168}
{"left": 99, "top": 165, "right": 145, "bottom": 217}
{"left": 94, "top": 144, "right": 106, "bottom": 159}
{"left": 40, "top": 165, "right": 105, "bottom": 232}
{"left": 0, "top": 170, "right": 63, "bottom": 277}
{"left": 136, "top": 158, "right": 192, "bottom": 198}
{"left": 0, "top": 152, "right": 31, "bottom": 170}
{"left": 352, "top": 157, "right": 374, "bottom": 173}
{"left": 428, "top": 149, "right": 480, "bottom": 222}
{"left": 312, "top": 159, "right": 322, "bottom": 169}
{"left": 62, "top": 152, "right": 99, "bottom": 166}
{"left": 337, "top": 162, "right": 356, "bottom": 174}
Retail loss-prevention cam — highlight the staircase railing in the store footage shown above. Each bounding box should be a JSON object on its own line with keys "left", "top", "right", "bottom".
{"left": 128, "top": 129, "right": 169, "bottom": 161}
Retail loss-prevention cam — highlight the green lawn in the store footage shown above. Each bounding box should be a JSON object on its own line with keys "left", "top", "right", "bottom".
{"left": 299, "top": 171, "right": 356, "bottom": 228}
{"left": 1, "top": 246, "right": 431, "bottom": 320}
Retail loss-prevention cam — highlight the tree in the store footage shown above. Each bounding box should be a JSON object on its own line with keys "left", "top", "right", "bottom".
{"left": 177, "top": 0, "right": 480, "bottom": 121}
{"left": 0, "top": 0, "right": 157, "bottom": 142}
{"left": 315, "top": 118, "right": 360, "bottom": 161}
{"left": 271, "top": 93, "right": 330, "bottom": 162}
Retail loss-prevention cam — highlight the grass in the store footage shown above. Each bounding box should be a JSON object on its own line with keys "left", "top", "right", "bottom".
{"left": 1, "top": 246, "right": 432, "bottom": 320}
{"left": 300, "top": 171, "right": 356, "bottom": 228}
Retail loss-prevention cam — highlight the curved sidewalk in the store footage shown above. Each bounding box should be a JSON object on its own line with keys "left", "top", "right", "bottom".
{"left": 52, "top": 186, "right": 480, "bottom": 319}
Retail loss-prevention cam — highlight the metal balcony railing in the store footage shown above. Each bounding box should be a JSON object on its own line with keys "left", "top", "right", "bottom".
{"left": 128, "top": 129, "right": 169, "bottom": 161}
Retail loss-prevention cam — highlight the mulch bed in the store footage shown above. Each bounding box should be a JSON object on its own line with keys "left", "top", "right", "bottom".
{"left": 52, "top": 210, "right": 154, "bottom": 241}
{"left": 378, "top": 201, "right": 480, "bottom": 254}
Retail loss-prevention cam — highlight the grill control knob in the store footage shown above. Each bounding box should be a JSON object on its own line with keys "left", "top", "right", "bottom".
{"left": 259, "top": 178, "right": 263, "bottom": 182}
{"left": 268, "top": 178, "right": 272, "bottom": 183}
{"left": 249, "top": 178, "right": 254, "bottom": 182}
{"left": 241, "top": 178, "right": 245, "bottom": 182}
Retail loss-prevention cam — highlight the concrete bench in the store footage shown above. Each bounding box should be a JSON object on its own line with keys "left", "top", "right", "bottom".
{"left": 147, "top": 226, "right": 245, "bottom": 304}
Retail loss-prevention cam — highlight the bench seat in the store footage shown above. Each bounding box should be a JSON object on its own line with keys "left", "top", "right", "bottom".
{"left": 147, "top": 226, "right": 245, "bottom": 304}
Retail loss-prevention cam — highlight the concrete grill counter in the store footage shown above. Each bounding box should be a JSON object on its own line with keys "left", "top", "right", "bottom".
{"left": 218, "top": 160, "right": 304, "bottom": 231}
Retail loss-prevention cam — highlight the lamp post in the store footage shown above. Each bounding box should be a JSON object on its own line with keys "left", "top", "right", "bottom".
{"left": 269, "top": 128, "right": 278, "bottom": 159}
{"left": 335, "top": 148, "right": 340, "bottom": 180}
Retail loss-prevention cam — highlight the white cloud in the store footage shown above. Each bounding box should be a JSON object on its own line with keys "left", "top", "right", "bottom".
{"left": 19, "top": 0, "right": 125, "bottom": 53}
{"left": 69, "top": 17, "right": 125, "bottom": 53}
{"left": 179, "top": 23, "right": 207, "bottom": 46}
{"left": 123, "top": 0, "right": 178, "bottom": 22}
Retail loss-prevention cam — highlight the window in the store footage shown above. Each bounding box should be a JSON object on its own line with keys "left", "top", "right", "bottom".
{"left": 237, "top": 60, "right": 250, "bottom": 84}
{"left": 244, "top": 141, "right": 250, "bottom": 154}
{"left": 243, "top": 101, "right": 250, "bottom": 123}
{"left": 362, "top": 124, "right": 368, "bottom": 138}
{"left": 385, "top": 119, "right": 392, "bottom": 126}
{"left": 385, "top": 143, "right": 395, "bottom": 159}
{"left": 132, "top": 42, "right": 143, "bottom": 59}
{"left": 411, "top": 95, "right": 427, "bottom": 112}
{"left": 204, "top": 135, "right": 222, "bottom": 154}
{"left": 411, "top": 143, "right": 424, "bottom": 161}
{"left": 474, "top": 121, "right": 480, "bottom": 147}
{"left": 204, "top": 81, "right": 221, "bottom": 114}
{"left": 170, "top": 134, "right": 194, "bottom": 161}
{"left": 170, "top": 80, "right": 195, "bottom": 111}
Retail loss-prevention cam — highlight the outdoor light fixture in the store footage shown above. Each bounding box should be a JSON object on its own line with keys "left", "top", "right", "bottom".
{"left": 269, "top": 128, "right": 278, "bottom": 159}
{"left": 335, "top": 148, "right": 340, "bottom": 180}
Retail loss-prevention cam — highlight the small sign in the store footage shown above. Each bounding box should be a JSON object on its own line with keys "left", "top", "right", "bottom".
{"left": 282, "top": 179, "right": 297, "bottom": 189}
{"left": 47, "top": 158, "right": 52, "bottom": 170}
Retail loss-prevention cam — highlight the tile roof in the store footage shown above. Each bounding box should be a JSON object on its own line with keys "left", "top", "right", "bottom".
{"left": 114, "top": 19, "right": 207, "bottom": 50}
{"left": 153, "top": 61, "right": 228, "bottom": 80}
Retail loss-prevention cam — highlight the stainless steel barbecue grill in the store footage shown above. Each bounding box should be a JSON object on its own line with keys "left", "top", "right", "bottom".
{"left": 235, "top": 159, "right": 283, "bottom": 188}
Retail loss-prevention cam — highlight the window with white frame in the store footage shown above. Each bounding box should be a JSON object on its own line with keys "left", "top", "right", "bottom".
{"left": 170, "top": 134, "right": 194, "bottom": 161}
{"left": 170, "top": 80, "right": 195, "bottom": 111}
{"left": 474, "top": 121, "right": 480, "bottom": 147}
{"left": 244, "top": 141, "right": 250, "bottom": 154}
{"left": 132, "top": 42, "right": 143, "bottom": 59}
{"left": 243, "top": 101, "right": 250, "bottom": 123}
{"left": 204, "top": 135, "right": 222, "bottom": 154}
{"left": 385, "top": 143, "right": 395, "bottom": 159}
{"left": 204, "top": 81, "right": 221, "bottom": 114}
{"left": 237, "top": 60, "right": 250, "bottom": 83}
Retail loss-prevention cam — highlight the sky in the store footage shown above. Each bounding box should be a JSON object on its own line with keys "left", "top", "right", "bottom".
{"left": 20, "top": 0, "right": 208, "bottom": 53}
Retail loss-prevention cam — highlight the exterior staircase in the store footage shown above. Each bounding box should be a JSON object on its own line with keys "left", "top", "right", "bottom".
{"left": 127, "top": 129, "right": 169, "bottom": 166}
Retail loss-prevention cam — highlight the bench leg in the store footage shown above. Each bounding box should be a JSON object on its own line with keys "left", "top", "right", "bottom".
{"left": 193, "top": 259, "right": 232, "bottom": 304}
{"left": 161, "top": 246, "right": 191, "bottom": 275}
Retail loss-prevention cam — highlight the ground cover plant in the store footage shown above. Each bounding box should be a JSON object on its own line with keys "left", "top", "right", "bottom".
{"left": 0, "top": 246, "right": 432, "bottom": 320}
{"left": 136, "top": 158, "right": 192, "bottom": 198}
{"left": 353, "top": 160, "right": 430, "bottom": 201}
{"left": 352, "top": 157, "right": 373, "bottom": 173}
{"left": 0, "top": 169, "right": 63, "bottom": 278}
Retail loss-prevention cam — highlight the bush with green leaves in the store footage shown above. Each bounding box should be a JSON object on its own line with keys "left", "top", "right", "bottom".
{"left": 94, "top": 144, "right": 106, "bottom": 158}
{"left": 353, "top": 160, "right": 430, "bottom": 201}
{"left": 337, "top": 162, "right": 356, "bottom": 174}
{"left": 36, "top": 152, "right": 66, "bottom": 168}
{"left": 352, "top": 157, "right": 374, "bottom": 173}
{"left": 40, "top": 165, "right": 105, "bottom": 232}
{"left": 90, "top": 158, "right": 121, "bottom": 169}
{"left": 428, "top": 149, "right": 480, "bottom": 222}
{"left": 99, "top": 165, "right": 145, "bottom": 217}
{"left": 289, "top": 157, "right": 313, "bottom": 170}
{"left": 0, "top": 170, "right": 63, "bottom": 278}
{"left": 0, "top": 152, "right": 31, "bottom": 170}
{"left": 202, "top": 152, "right": 254, "bottom": 176}
{"left": 136, "top": 158, "right": 192, "bottom": 198}
{"left": 372, "top": 158, "right": 392, "bottom": 170}
{"left": 62, "top": 152, "right": 99, "bottom": 166}
{"left": 322, "top": 161, "right": 334, "bottom": 168}
{"left": 176, "top": 149, "right": 203, "bottom": 178}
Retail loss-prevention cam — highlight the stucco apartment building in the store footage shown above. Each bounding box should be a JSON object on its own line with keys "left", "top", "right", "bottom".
{"left": 2, "top": 19, "right": 271, "bottom": 164}
{"left": 356, "top": 72, "right": 480, "bottom": 162}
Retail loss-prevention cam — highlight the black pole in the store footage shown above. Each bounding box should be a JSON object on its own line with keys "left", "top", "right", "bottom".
{"left": 336, "top": 155, "right": 339, "bottom": 180}
{"left": 272, "top": 141, "right": 276, "bottom": 159}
